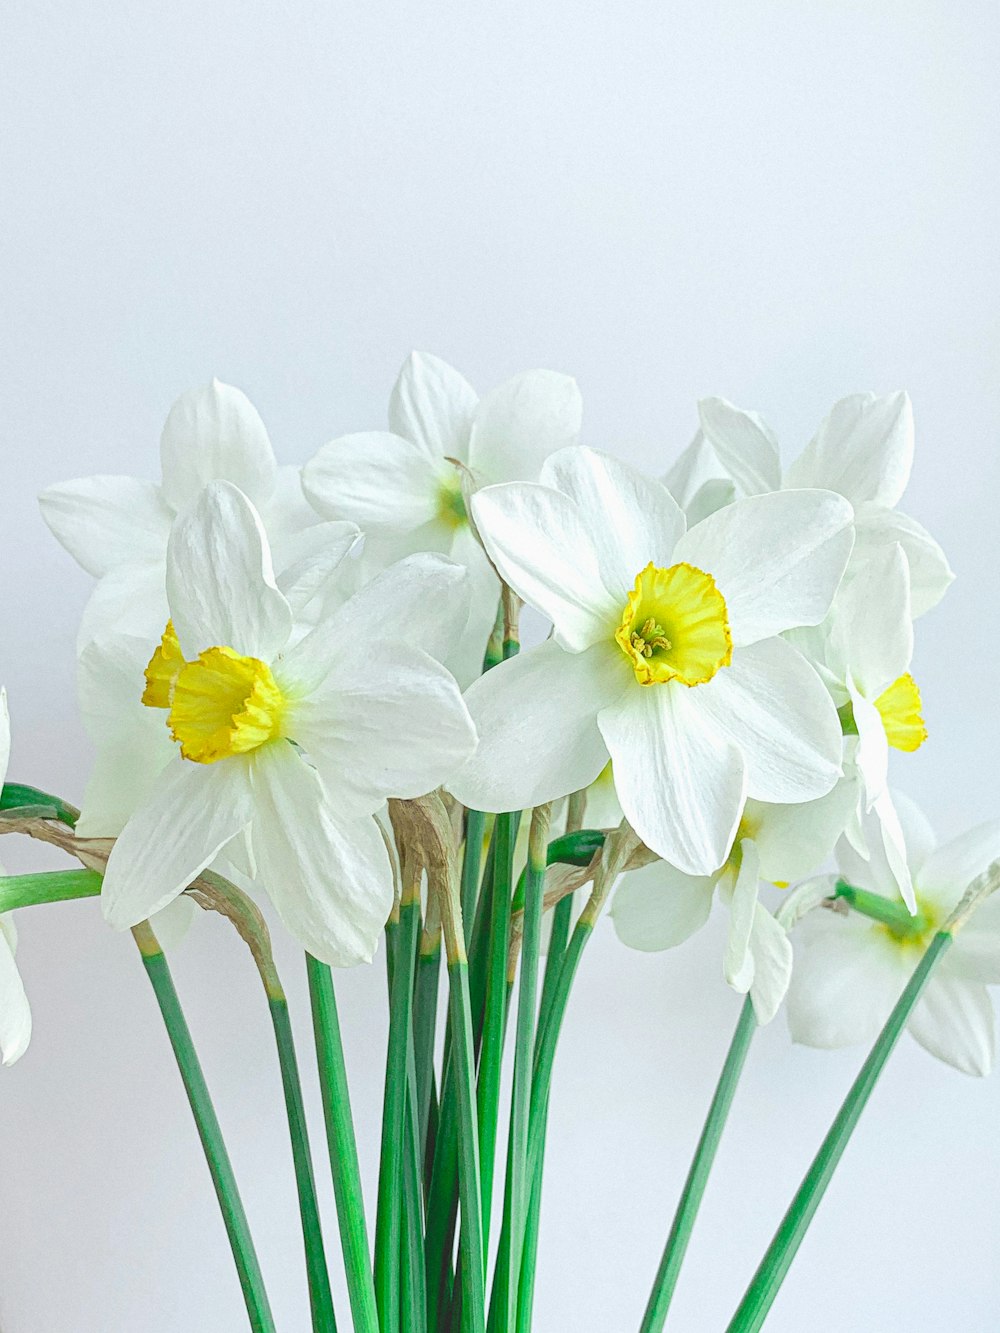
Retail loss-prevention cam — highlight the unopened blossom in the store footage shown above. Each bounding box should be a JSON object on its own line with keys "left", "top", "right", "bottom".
{"left": 0, "top": 690, "right": 32, "bottom": 1066}
{"left": 788, "top": 795, "right": 1000, "bottom": 1076}
{"left": 448, "top": 446, "right": 854, "bottom": 876}
{"left": 98, "top": 481, "right": 477, "bottom": 967}
{"left": 612, "top": 781, "right": 857, "bottom": 1023}
{"left": 40, "top": 379, "right": 358, "bottom": 648}
{"left": 302, "top": 350, "right": 583, "bottom": 684}
{"left": 666, "top": 391, "right": 953, "bottom": 617}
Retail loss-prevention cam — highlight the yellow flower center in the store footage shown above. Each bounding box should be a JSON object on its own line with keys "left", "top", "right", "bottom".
{"left": 874, "top": 672, "right": 927, "bottom": 752}
{"left": 436, "top": 473, "right": 468, "bottom": 530}
{"left": 615, "top": 562, "right": 732, "bottom": 686}
{"left": 142, "top": 623, "right": 286, "bottom": 764}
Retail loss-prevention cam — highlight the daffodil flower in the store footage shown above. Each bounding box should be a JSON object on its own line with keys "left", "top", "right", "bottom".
{"left": 99, "top": 481, "right": 477, "bottom": 967}
{"left": 787, "top": 794, "right": 1000, "bottom": 1076}
{"left": 448, "top": 446, "right": 854, "bottom": 876}
{"left": 666, "top": 391, "right": 953, "bottom": 617}
{"left": 0, "top": 690, "right": 32, "bottom": 1066}
{"left": 302, "top": 350, "right": 583, "bottom": 684}
{"left": 40, "top": 379, "right": 358, "bottom": 649}
{"left": 612, "top": 781, "right": 858, "bottom": 1022}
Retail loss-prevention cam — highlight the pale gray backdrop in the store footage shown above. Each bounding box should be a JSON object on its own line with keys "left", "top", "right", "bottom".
{"left": 2, "top": 3, "right": 999, "bottom": 1330}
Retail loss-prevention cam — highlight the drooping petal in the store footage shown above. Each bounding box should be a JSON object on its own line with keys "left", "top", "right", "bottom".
{"left": 672, "top": 490, "right": 854, "bottom": 646}
{"left": 851, "top": 504, "right": 954, "bottom": 618}
{"left": 302, "top": 430, "right": 445, "bottom": 534}
{"left": 0, "top": 918, "right": 31, "bottom": 1066}
{"left": 870, "top": 789, "right": 916, "bottom": 912}
{"left": 284, "top": 643, "right": 477, "bottom": 819}
{"left": 751, "top": 778, "right": 859, "bottom": 885}
{"left": 724, "top": 840, "right": 761, "bottom": 991}
{"left": 540, "top": 447, "right": 685, "bottom": 601}
{"left": 470, "top": 483, "right": 619, "bottom": 650}
{"left": 448, "top": 639, "right": 624, "bottom": 813}
{"left": 828, "top": 543, "right": 912, "bottom": 698}
{"left": 848, "top": 678, "right": 889, "bottom": 805}
{"left": 598, "top": 681, "right": 746, "bottom": 875}
{"left": 692, "top": 637, "right": 842, "bottom": 803}
{"left": 908, "top": 975, "right": 994, "bottom": 1076}
{"left": 918, "top": 820, "right": 1000, "bottom": 910}
{"left": 150, "top": 895, "right": 197, "bottom": 950}
{"left": 102, "top": 757, "right": 254, "bottom": 928}
{"left": 697, "top": 397, "right": 781, "bottom": 496}
{"left": 748, "top": 907, "right": 793, "bottom": 1025}
{"left": 785, "top": 391, "right": 914, "bottom": 509}
{"left": 610, "top": 860, "right": 715, "bottom": 951}
{"left": 468, "top": 370, "right": 582, "bottom": 486}
{"left": 166, "top": 480, "right": 292, "bottom": 660}
{"left": 38, "top": 477, "right": 173, "bottom": 577}
{"left": 389, "top": 350, "right": 479, "bottom": 462}
{"left": 249, "top": 744, "right": 394, "bottom": 967}
{"left": 160, "top": 380, "right": 277, "bottom": 511}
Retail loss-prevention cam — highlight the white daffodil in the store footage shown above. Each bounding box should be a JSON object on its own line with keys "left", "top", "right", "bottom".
{"left": 0, "top": 689, "right": 32, "bottom": 1066}
{"left": 301, "top": 350, "right": 583, "bottom": 685}
{"left": 447, "top": 446, "right": 853, "bottom": 876}
{"left": 665, "top": 391, "right": 953, "bottom": 617}
{"left": 40, "top": 379, "right": 358, "bottom": 649}
{"left": 612, "top": 781, "right": 858, "bottom": 1023}
{"left": 98, "top": 481, "right": 477, "bottom": 967}
{"left": 787, "top": 794, "right": 1000, "bottom": 1076}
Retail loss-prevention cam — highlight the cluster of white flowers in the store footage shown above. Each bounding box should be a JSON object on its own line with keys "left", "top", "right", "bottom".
{"left": 4, "top": 354, "right": 997, "bottom": 1078}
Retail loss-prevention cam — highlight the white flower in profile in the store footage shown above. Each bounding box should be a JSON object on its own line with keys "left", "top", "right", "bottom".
{"left": 98, "top": 481, "right": 477, "bottom": 967}
{"left": 665, "top": 391, "right": 953, "bottom": 617}
{"left": 40, "top": 379, "right": 357, "bottom": 648}
{"left": 787, "top": 794, "right": 1000, "bottom": 1076}
{"left": 448, "top": 446, "right": 854, "bottom": 876}
{"left": 612, "top": 781, "right": 857, "bottom": 1023}
{"left": 0, "top": 690, "right": 32, "bottom": 1066}
{"left": 302, "top": 351, "right": 583, "bottom": 684}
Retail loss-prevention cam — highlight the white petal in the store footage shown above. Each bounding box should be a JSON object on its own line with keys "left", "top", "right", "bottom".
{"left": 828, "top": 543, "right": 912, "bottom": 697}
{"left": 262, "top": 464, "right": 326, "bottom": 543}
{"left": 947, "top": 894, "right": 1000, "bottom": 984}
{"left": 751, "top": 778, "right": 859, "bottom": 885}
{"left": 598, "top": 682, "right": 746, "bottom": 875}
{"left": 686, "top": 478, "right": 737, "bottom": 526}
{"left": 249, "top": 745, "right": 394, "bottom": 967}
{"left": 749, "top": 907, "right": 793, "bottom": 1025}
{"left": 786, "top": 910, "right": 909, "bottom": 1048}
{"left": 166, "top": 480, "right": 292, "bottom": 659}
{"left": 785, "top": 391, "right": 914, "bottom": 508}
{"left": 272, "top": 521, "right": 362, "bottom": 615}
{"left": 0, "top": 918, "right": 31, "bottom": 1066}
{"left": 918, "top": 820, "right": 1000, "bottom": 908}
{"left": 849, "top": 680, "right": 889, "bottom": 805}
{"left": 470, "top": 482, "right": 619, "bottom": 649}
{"left": 102, "top": 757, "right": 254, "bottom": 929}
{"left": 442, "top": 532, "right": 500, "bottom": 689}
{"left": 280, "top": 552, "right": 474, "bottom": 694}
{"left": 851, "top": 504, "right": 954, "bottom": 618}
{"left": 673, "top": 490, "right": 855, "bottom": 646}
{"left": 611, "top": 860, "right": 715, "bottom": 951}
{"left": 389, "top": 350, "right": 478, "bottom": 461}
{"left": 724, "top": 840, "right": 761, "bottom": 990}
{"left": 285, "top": 644, "right": 477, "bottom": 819}
{"left": 448, "top": 639, "right": 623, "bottom": 813}
{"left": 908, "top": 975, "right": 994, "bottom": 1076}
{"left": 693, "top": 638, "right": 842, "bottom": 803}
{"left": 870, "top": 789, "right": 916, "bottom": 911}
{"left": 469, "top": 370, "right": 582, "bottom": 485}
{"left": 302, "top": 430, "right": 445, "bottom": 534}
{"left": 540, "top": 447, "right": 685, "bottom": 600}
{"left": 150, "top": 895, "right": 197, "bottom": 951}
{"left": 76, "top": 563, "right": 169, "bottom": 652}
{"left": 663, "top": 430, "right": 726, "bottom": 507}
{"left": 38, "top": 477, "right": 172, "bottom": 577}
{"left": 78, "top": 738, "right": 175, "bottom": 838}
{"left": 160, "top": 380, "right": 277, "bottom": 511}
{"left": 697, "top": 397, "right": 781, "bottom": 496}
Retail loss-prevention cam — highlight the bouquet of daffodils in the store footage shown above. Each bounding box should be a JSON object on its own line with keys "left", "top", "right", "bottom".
{"left": 3, "top": 356, "right": 997, "bottom": 1332}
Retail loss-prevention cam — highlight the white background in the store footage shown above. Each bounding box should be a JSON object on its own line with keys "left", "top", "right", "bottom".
{"left": 2, "top": 3, "right": 999, "bottom": 1330}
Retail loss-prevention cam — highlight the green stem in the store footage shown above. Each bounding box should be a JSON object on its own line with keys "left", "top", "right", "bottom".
{"left": 401, "top": 1038, "right": 428, "bottom": 1333}
{"left": 306, "top": 955, "right": 380, "bottom": 1333}
{"left": 726, "top": 930, "right": 952, "bottom": 1333}
{"left": 834, "top": 880, "right": 927, "bottom": 935}
{"left": 461, "top": 810, "right": 486, "bottom": 930}
{"left": 447, "top": 956, "right": 486, "bottom": 1333}
{"left": 413, "top": 927, "right": 442, "bottom": 1167}
{"left": 375, "top": 891, "right": 421, "bottom": 1332}
{"left": 268, "top": 997, "right": 338, "bottom": 1333}
{"left": 0, "top": 868, "right": 102, "bottom": 913}
{"left": 133, "top": 924, "right": 275, "bottom": 1333}
{"left": 0, "top": 781, "right": 79, "bottom": 826}
{"left": 640, "top": 997, "right": 757, "bottom": 1332}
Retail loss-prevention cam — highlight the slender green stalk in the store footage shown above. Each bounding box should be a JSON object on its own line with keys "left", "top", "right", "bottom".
{"left": 0, "top": 781, "right": 79, "bottom": 826}
{"left": 375, "top": 886, "right": 422, "bottom": 1332}
{"left": 640, "top": 997, "right": 757, "bottom": 1332}
{"left": 307, "top": 955, "right": 380, "bottom": 1333}
{"left": 504, "top": 806, "right": 551, "bottom": 1324}
{"left": 414, "top": 920, "right": 442, "bottom": 1162}
{"left": 461, "top": 809, "right": 486, "bottom": 930}
{"left": 0, "top": 867, "right": 101, "bottom": 913}
{"left": 132, "top": 922, "right": 275, "bottom": 1333}
{"left": 726, "top": 931, "right": 952, "bottom": 1333}
{"left": 834, "top": 880, "right": 927, "bottom": 935}
{"left": 401, "top": 1039, "right": 428, "bottom": 1333}
{"left": 446, "top": 956, "right": 486, "bottom": 1333}
{"left": 269, "top": 997, "right": 338, "bottom": 1332}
